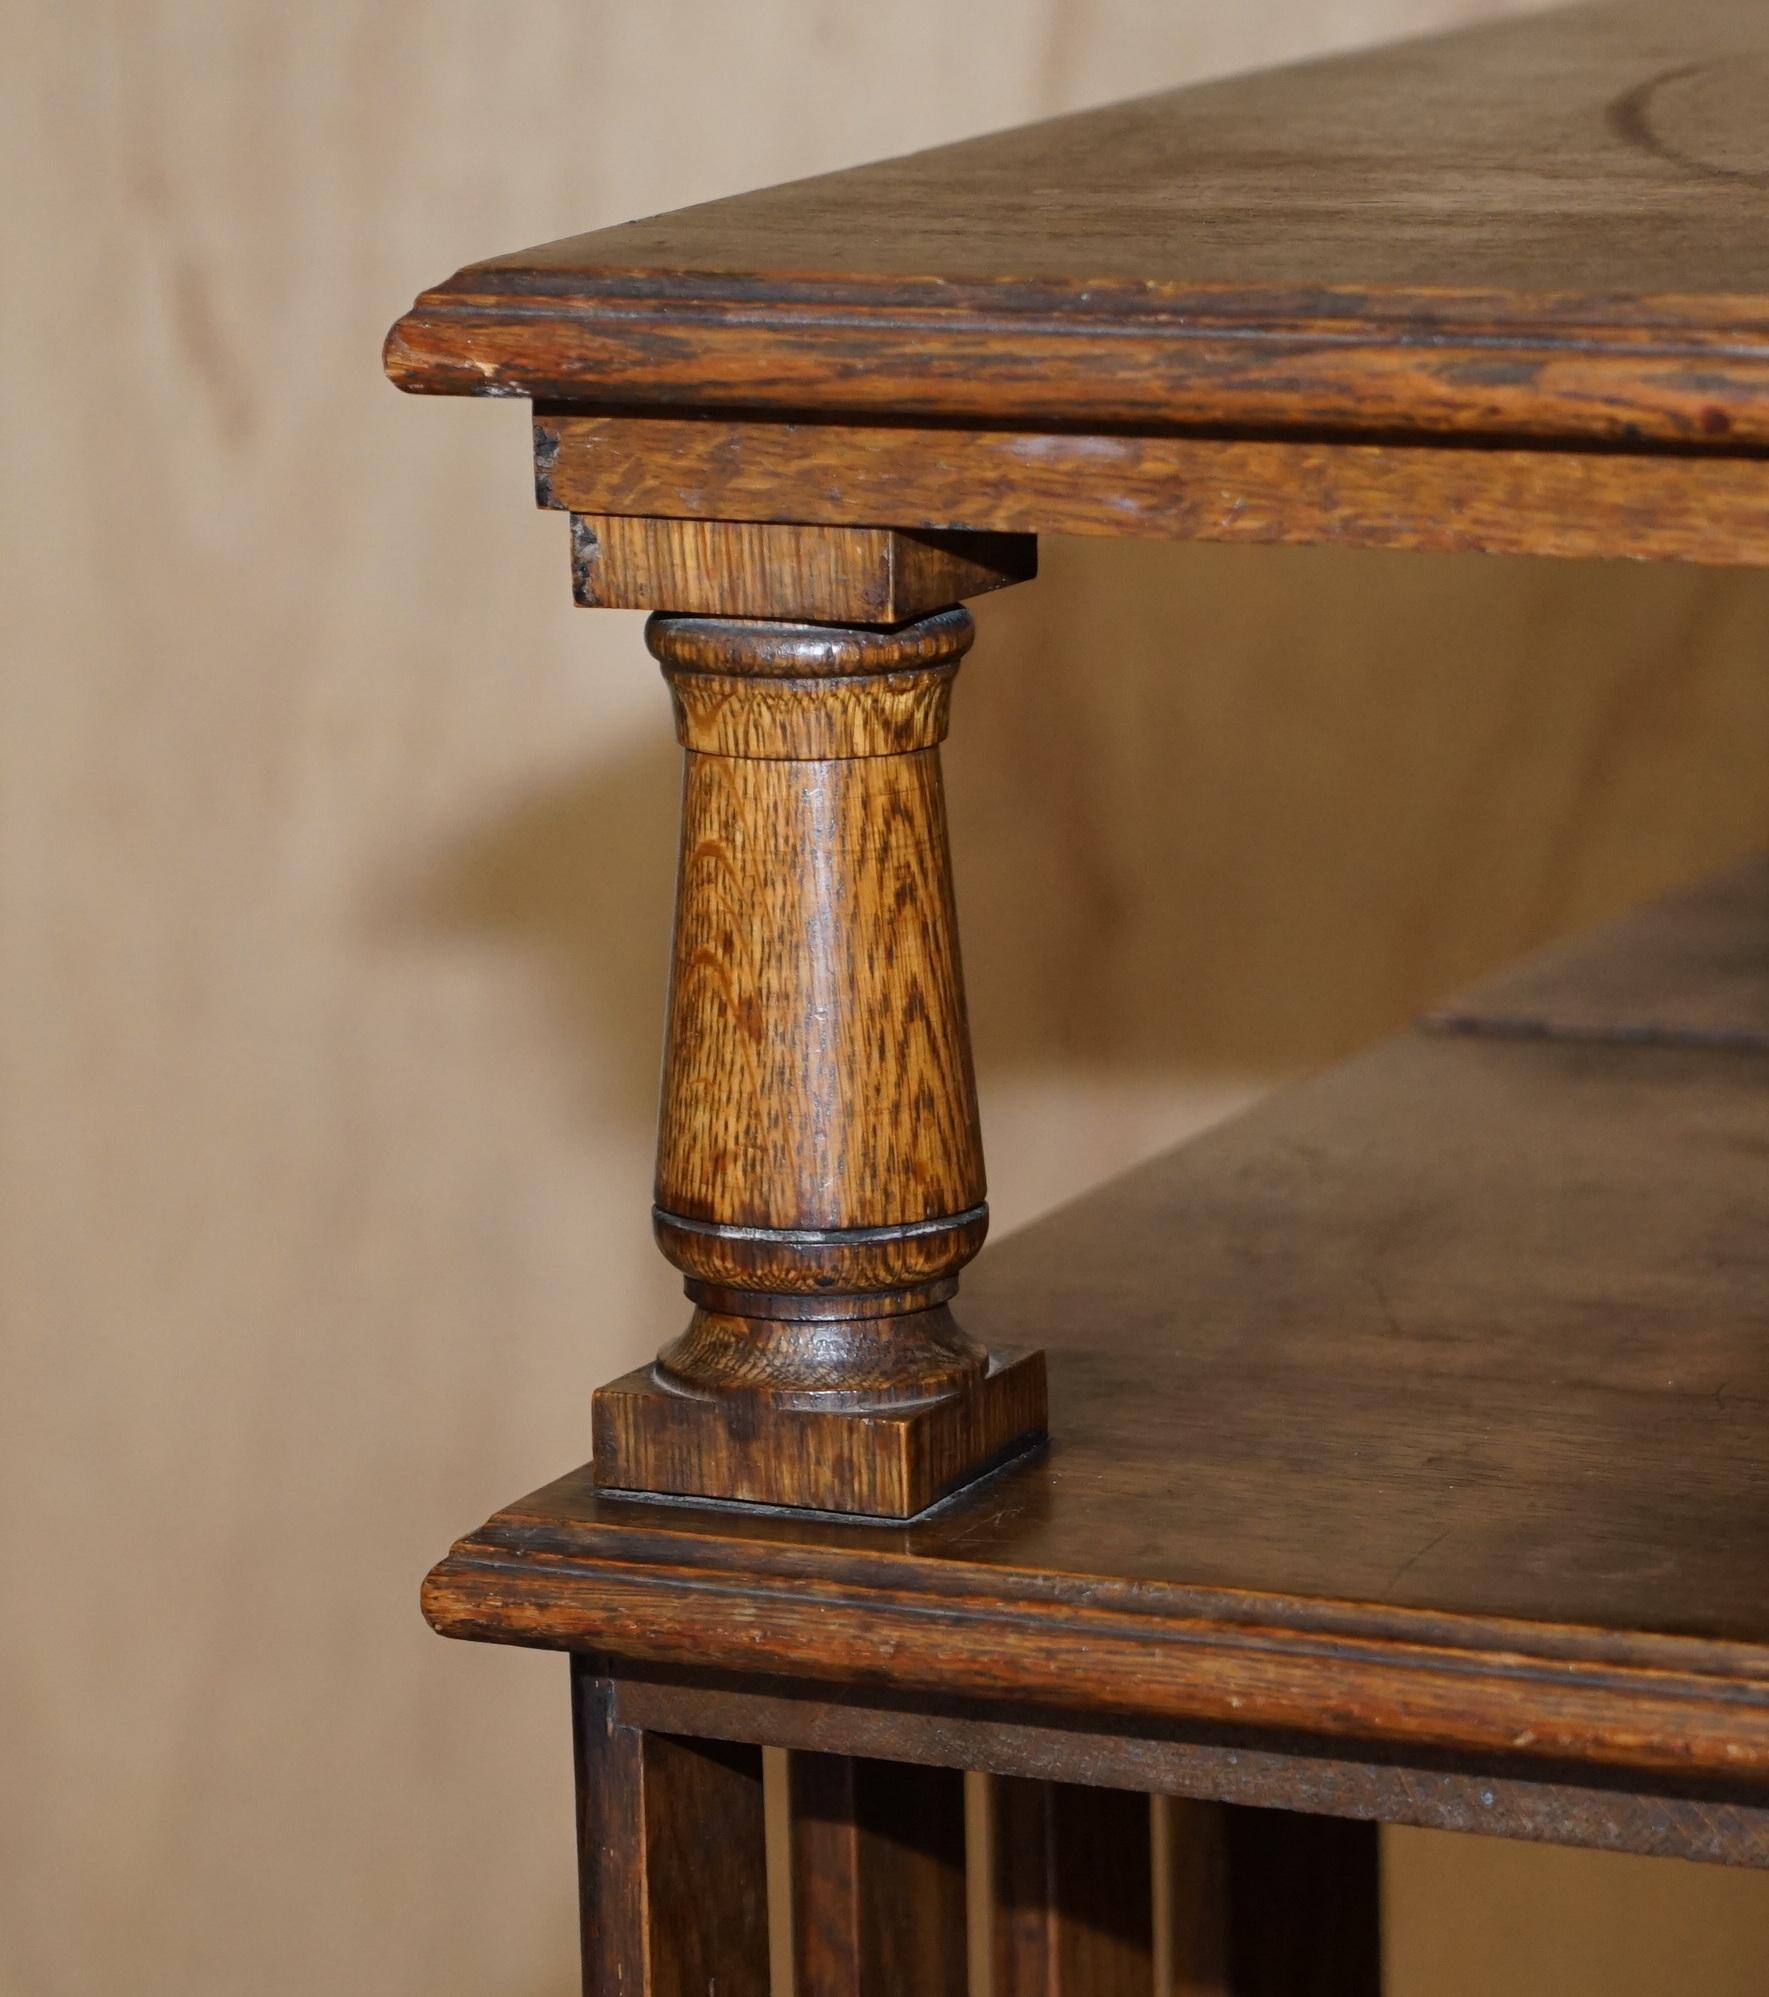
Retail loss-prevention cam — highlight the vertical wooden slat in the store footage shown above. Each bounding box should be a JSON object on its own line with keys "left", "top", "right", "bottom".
{"left": 1160, "top": 1798, "right": 1382, "bottom": 1997}
{"left": 572, "top": 1659, "right": 770, "bottom": 1996}
{"left": 992, "top": 1777, "right": 1155, "bottom": 1993}
{"left": 1161, "top": 1798, "right": 1227, "bottom": 1995}
{"left": 1221, "top": 1808, "right": 1381, "bottom": 1996}
{"left": 788, "top": 1751, "right": 968, "bottom": 1997}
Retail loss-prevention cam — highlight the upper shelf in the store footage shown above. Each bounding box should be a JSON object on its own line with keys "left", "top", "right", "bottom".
{"left": 387, "top": 0, "right": 1769, "bottom": 448}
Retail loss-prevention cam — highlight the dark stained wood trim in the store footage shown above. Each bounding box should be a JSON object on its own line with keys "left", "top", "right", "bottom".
{"left": 535, "top": 412, "right": 1769, "bottom": 568}
{"left": 428, "top": 1527, "right": 1769, "bottom": 1787}
{"left": 1209, "top": 1808, "right": 1382, "bottom": 1996}
{"left": 386, "top": 285, "right": 1769, "bottom": 450}
{"left": 991, "top": 1777, "right": 1154, "bottom": 1993}
{"left": 788, "top": 1751, "right": 967, "bottom": 1997}
{"left": 609, "top": 1672, "right": 1769, "bottom": 1871}
{"left": 571, "top": 1660, "right": 771, "bottom": 1994}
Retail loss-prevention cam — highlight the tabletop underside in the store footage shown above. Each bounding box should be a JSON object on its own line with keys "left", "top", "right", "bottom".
{"left": 388, "top": 0, "right": 1769, "bottom": 448}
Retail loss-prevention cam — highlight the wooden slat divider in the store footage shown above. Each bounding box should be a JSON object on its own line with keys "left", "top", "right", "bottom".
{"left": 572, "top": 1659, "right": 770, "bottom": 1996}
{"left": 991, "top": 1776, "right": 1155, "bottom": 1993}
{"left": 1158, "top": 1800, "right": 1381, "bottom": 1997}
{"left": 788, "top": 1751, "right": 968, "bottom": 1997}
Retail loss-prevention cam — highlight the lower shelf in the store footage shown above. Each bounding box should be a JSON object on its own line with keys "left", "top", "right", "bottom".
{"left": 426, "top": 854, "right": 1769, "bottom": 1812}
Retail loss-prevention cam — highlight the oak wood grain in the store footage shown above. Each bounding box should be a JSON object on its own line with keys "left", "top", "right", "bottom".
{"left": 593, "top": 597, "right": 1045, "bottom": 1514}
{"left": 431, "top": 860, "right": 1769, "bottom": 1784}
{"left": 538, "top": 413, "right": 1769, "bottom": 570}
{"left": 567, "top": 514, "right": 1034, "bottom": 620}
{"left": 651, "top": 619, "right": 983, "bottom": 1236}
{"left": 388, "top": 2, "right": 1769, "bottom": 446}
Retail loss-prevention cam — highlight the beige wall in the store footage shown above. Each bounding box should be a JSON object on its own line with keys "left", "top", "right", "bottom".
{"left": 7, "top": 4, "right": 1769, "bottom": 1993}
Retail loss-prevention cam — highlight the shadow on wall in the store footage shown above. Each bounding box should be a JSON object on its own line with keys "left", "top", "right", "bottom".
{"left": 394, "top": 535, "right": 1769, "bottom": 1142}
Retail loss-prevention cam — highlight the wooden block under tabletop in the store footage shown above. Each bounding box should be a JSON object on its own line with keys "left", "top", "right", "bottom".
{"left": 567, "top": 513, "right": 1034, "bottom": 622}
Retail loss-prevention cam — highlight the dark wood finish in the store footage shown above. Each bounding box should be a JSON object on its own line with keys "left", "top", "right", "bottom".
{"left": 571, "top": 1660, "right": 769, "bottom": 1995}
{"left": 1161, "top": 1800, "right": 1230, "bottom": 1996}
{"left": 992, "top": 1777, "right": 1154, "bottom": 1994}
{"left": 539, "top": 413, "right": 1769, "bottom": 570}
{"left": 594, "top": 1354, "right": 1047, "bottom": 1519}
{"left": 389, "top": 2, "right": 1769, "bottom": 448}
{"left": 567, "top": 513, "right": 1034, "bottom": 620}
{"left": 788, "top": 1752, "right": 967, "bottom": 1997}
{"left": 1206, "top": 1810, "right": 1381, "bottom": 1997}
{"left": 392, "top": 6, "right": 1769, "bottom": 1973}
{"left": 612, "top": 1672, "right": 1769, "bottom": 1873}
{"left": 591, "top": 595, "right": 1045, "bottom": 1518}
{"left": 430, "top": 862, "right": 1769, "bottom": 1785}
{"left": 1155, "top": 1800, "right": 1381, "bottom": 1996}
{"left": 1429, "top": 849, "right": 1769, "bottom": 1048}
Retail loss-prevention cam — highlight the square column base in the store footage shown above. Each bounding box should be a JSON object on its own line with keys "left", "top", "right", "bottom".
{"left": 591, "top": 1349, "right": 1047, "bottom": 1520}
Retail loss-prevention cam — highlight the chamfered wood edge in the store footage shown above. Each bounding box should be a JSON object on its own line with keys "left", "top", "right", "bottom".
{"left": 383, "top": 281, "right": 1769, "bottom": 448}
{"left": 419, "top": 1520, "right": 1769, "bottom": 1785}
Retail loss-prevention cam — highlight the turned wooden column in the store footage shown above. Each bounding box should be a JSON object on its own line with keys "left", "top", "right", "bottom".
{"left": 592, "top": 534, "right": 1046, "bottom": 1517}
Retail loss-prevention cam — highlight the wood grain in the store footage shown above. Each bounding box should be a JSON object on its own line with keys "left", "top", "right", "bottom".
{"left": 433, "top": 860, "right": 1769, "bottom": 1784}
{"left": 28, "top": 3, "right": 1769, "bottom": 1995}
{"left": 652, "top": 628, "right": 982, "bottom": 1236}
{"left": 612, "top": 1672, "right": 1769, "bottom": 1873}
{"left": 591, "top": 1344, "right": 1047, "bottom": 1518}
{"left": 649, "top": 607, "right": 983, "bottom": 1246}
{"left": 571, "top": 1660, "right": 769, "bottom": 1995}
{"left": 788, "top": 1753, "right": 966, "bottom": 1997}
{"left": 991, "top": 1777, "right": 1154, "bottom": 1994}
{"left": 594, "top": 599, "right": 1045, "bottom": 1513}
{"left": 387, "top": 2, "right": 1769, "bottom": 446}
{"left": 567, "top": 513, "right": 1034, "bottom": 620}
{"left": 539, "top": 413, "right": 1769, "bottom": 569}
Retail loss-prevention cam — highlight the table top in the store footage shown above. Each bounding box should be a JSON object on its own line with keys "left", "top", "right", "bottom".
{"left": 427, "top": 857, "right": 1769, "bottom": 1787}
{"left": 388, "top": 0, "right": 1769, "bottom": 448}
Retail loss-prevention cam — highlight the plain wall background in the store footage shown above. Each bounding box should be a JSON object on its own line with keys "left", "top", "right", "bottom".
{"left": 7, "top": 3, "right": 1769, "bottom": 1992}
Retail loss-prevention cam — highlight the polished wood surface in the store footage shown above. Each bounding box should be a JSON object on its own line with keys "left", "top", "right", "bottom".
{"left": 539, "top": 413, "right": 1769, "bottom": 570}
{"left": 595, "top": 595, "right": 1045, "bottom": 1516}
{"left": 389, "top": 1, "right": 1769, "bottom": 446}
{"left": 430, "top": 860, "right": 1769, "bottom": 1785}
{"left": 648, "top": 611, "right": 984, "bottom": 1237}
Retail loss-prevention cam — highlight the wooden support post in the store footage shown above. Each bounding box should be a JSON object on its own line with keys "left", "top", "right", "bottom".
{"left": 571, "top": 1659, "right": 770, "bottom": 1996}
{"left": 788, "top": 1751, "right": 968, "bottom": 1997}
{"left": 585, "top": 516, "right": 1046, "bottom": 1516}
